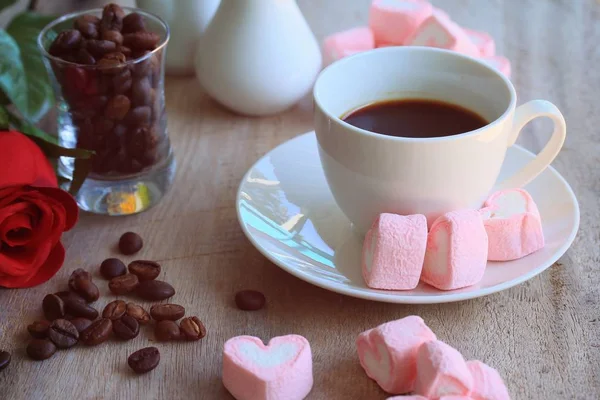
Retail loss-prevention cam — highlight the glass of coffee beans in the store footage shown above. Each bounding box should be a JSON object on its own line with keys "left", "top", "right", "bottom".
{"left": 37, "top": 4, "right": 175, "bottom": 215}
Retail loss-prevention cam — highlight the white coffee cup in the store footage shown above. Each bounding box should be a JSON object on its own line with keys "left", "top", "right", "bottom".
{"left": 313, "top": 47, "right": 566, "bottom": 234}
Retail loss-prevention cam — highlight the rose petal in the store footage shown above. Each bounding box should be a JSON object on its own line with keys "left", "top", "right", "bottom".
{"left": 0, "top": 240, "right": 52, "bottom": 277}
{"left": 0, "top": 242, "right": 65, "bottom": 288}
{"left": 34, "top": 187, "right": 79, "bottom": 230}
{"left": 20, "top": 192, "right": 63, "bottom": 246}
{"left": 0, "top": 187, "right": 23, "bottom": 208}
{"left": 0, "top": 212, "right": 33, "bottom": 246}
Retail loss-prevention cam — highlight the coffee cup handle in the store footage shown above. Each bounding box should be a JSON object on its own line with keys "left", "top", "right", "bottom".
{"left": 496, "top": 100, "right": 566, "bottom": 190}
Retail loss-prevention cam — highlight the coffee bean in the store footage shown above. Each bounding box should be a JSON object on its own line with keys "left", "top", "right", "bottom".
{"left": 49, "top": 30, "right": 82, "bottom": 56}
{"left": 69, "top": 318, "right": 93, "bottom": 333}
{"left": 103, "top": 300, "right": 127, "bottom": 320}
{"left": 86, "top": 39, "right": 117, "bottom": 57}
{"left": 101, "top": 30, "right": 123, "bottom": 45}
{"left": 55, "top": 291, "right": 86, "bottom": 305}
{"left": 150, "top": 304, "right": 184, "bottom": 321}
{"left": 128, "top": 347, "right": 160, "bottom": 374}
{"left": 125, "top": 106, "right": 151, "bottom": 127}
{"left": 112, "top": 68, "right": 132, "bottom": 94}
{"left": 69, "top": 269, "right": 100, "bottom": 302}
{"left": 76, "top": 48, "right": 96, "bottom": 65}
{"left": 179, "top": 317, "right": 206, "bottom": 341}
{"left": 80, "top": 318, "right": 112, "bottom": 346}
{"left": 27, "top": 320, "right": 51, "bottom": 339}
{"left": 235, "top": 290, "right": 266, "bottom": 311}
{"left": 101, "top": 3, "right": 125, "bottom": 33}
{"left": 123, "top": 32, "right": 160, "bottom": 51}
{"left": 100, "top": 258, "right": 126, "bottom": 279}
{"left": 119, "top": 232, "right": 143, "bottom": 255}
{"left": 132, "top": 52, "right": 152, "bottom": 77}
{"left": 123, "top": 13, "right": 146, "bottom": 34}
{"left": 137, "top": 280, "right": 175, "bottom": 301}
{"left": 74, "top": 15, "right": 99, "bottom": 39}
{"left": 126, "top": 303, "right": 151, "bottom": 325}
{"left": 42, "top": 294, "right": 65, "bottom": 321}
{"left": 97, "top": 52, "right": 127, "bottom": 73}
{"left": 131, "top": 78, "right": 151, "bottom": 106}
{"left": 26, "top": 339, "right": 56, "bottom": 361}
{"left": 155, "top": 320, "right": 181, "bottom": 341}
{"left": 109, "top": 273, "right": 139, "bottom": 295}
{"left": 104, "top": 95, "right": 130, "bottom": 120}
{"left": 113, "top": 315, "right": 140, "bottom": 340}
{"left": 0, "top": 351, "right": 10, "bottom": 370}
{"left": 128, "top": 260, "right": 161, "bottom": 281}
{"left": 64, "top": 299, "right": 99, "bottom": 320}
{"left": 48, "top": 319, "right": 79, "bottom": 349}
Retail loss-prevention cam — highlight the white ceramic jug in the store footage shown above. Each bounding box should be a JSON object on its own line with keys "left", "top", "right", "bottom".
{"left": 194, "top": 0, "right": 322, "bottom": 116}
{"left": 136, "top": 0, "right": 220, "bottom": 75}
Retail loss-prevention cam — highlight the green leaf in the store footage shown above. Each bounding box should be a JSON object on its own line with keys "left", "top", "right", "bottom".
{"left": 70, "top": 157, "right": 93, "bottom": 196}
{"left": 0, "top": 106, "right": 8, "bottom": 129}
{"left": 3, "top": 12, "right": 57, "bottom": 122}
{"left": 0, "top": 0, "right": 18, "bottom": 13}
{"left": 5, "top": 104, "right": 57, "bottom": 144}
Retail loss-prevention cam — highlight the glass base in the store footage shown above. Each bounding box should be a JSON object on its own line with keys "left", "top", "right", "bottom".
{"left": 59, "top": 154, "right": 176, "bottom": 216}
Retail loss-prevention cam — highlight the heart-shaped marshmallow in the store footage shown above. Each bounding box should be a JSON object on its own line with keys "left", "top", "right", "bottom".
{"left": 357, "top": 316, "right": 437, "bottom": 394}
{"left": 369, "top": 0, "right": 433, "bottom": 45}
{"left": 467, "top": 360, "right": 510, "bottom": 400}
{"left": 222, "top": 335, "right": 313, "bottom": 400}
{"left": 479, "top": 188, "right": 544, "bottom": 261}
{"left": 405, "top": 14, "right": 480, "bottom": 56}
{"left": 414, "top": 340, "right": 474, "bottom": 398}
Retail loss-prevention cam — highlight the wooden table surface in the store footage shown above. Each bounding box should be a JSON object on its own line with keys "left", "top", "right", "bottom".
{"left": 1, "top": 0, "right": 599, "bottom": 399}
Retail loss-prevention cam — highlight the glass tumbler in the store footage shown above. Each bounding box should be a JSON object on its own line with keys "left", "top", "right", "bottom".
{"left": 38, "top": 7, "right": 175, "bottom": 215}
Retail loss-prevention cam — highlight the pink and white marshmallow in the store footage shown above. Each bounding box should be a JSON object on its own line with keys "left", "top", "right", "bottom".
{"left": 421, "top": 210, "right": 488, "bottom": 290}
{"left": 464, "top": 29, "right": 496, "bottom": 57}
{"left": 222, "top": 335, "right": 313, "bottom": 400}
{"left": 322, "top": 27, "right": 375, "bottom": 65}
{"left": 480, "top": 56, "right": 511, "bottom": 77}
{"left": 467, "top": 360, "right": 511, "bottom": 400}
{"left": 414, "top": 340, "right": 474, "bottom": 398}
{"left": 405, "top": 14, "right": 480, "bottom": 57}
{"left": 369, "top": 0, "right": 433, "bottom": 45}
{"left": 480, "top": 189, "right": 544, "bottom": 261}
{"left": 362, "top": 213, "right": 428, "bottom": 290}
{"left": 439, "top": 396, "right": 473, "bottom": 400}
{"left": 357, "top": 315, "right": 437, "bottom": 394}
{"left": 387, "top": 396, "right": 429, "bottom": 400}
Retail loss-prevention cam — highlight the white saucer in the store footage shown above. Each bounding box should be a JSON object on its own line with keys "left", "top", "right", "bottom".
{"left": 236, "top": 132, "right": 580, "bottom": 304}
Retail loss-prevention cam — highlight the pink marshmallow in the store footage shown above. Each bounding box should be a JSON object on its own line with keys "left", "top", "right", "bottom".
{"left": 480, "top": 56, "right": 511, "bottom": 78}
{"left": 369, "top": 0, "right": 433, "bottom": 45}
{"left": 464, "top": 29, "right": 496, "bottom": 57}
{"left": 357, "top": 315, "right": 437, "bottom": 394}
{"left": 440, "top": 397, "right": 473, "bottom": 400}
{"left": 414, "top": 340, "right": 474, "bottom": 398}
{"left": 222, "top": 335, "right": 313, "bottom": 400}
{"left": 467, "top": 360, "right": 510, "bottom": 400}
{"left": 322, "top": 27, "right": 375, "bottom": 65}
{"left": 405, "top": 14, "right": 480, "bottom": 57}
{"left": 387, "top": 396, "right": 429, "bottom": 400}
{"left": 421, "top": 210, "right": 488, "bottom": 290}
{"left": 480, "top": 189, "right": 544, "bottom": 261}
{"left": 362, "top": 213, "right": 428, "bottom": 290}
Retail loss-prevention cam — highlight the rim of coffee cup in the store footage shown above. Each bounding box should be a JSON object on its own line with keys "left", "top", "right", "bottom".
{"left": 313, "top": 46, "right": 517, "bottom": 142}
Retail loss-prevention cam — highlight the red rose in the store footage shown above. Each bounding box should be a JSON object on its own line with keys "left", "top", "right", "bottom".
{"left": 0, "top": 131, "right": 78, "bottom": 288}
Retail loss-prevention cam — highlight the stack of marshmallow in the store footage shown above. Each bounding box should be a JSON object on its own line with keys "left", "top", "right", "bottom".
{"left": 323, "top": 0, "right": 511, "bottom": 77}
{"left": 357, "top": 316, "right": 511, "bottom": 399}
{"left": 363, "top": 189, "right": 545, "bottom": 291}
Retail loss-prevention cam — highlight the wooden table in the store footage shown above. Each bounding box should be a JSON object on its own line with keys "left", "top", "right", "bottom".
{"left": 1, "top": 0, "right": 599, "bottom": 398}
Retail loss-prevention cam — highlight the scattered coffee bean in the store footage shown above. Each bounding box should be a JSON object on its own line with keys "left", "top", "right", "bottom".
{"left": 80, "top": 318, "right": 112, "bottom": 346}
{"left": 128, "top": 260, "right": 161, "bottom": 281}
{"left": 48, "top": 319, "right": 79, "bottom": 349}
{"left": 49, "top": 29, "right": 83, "bottom": 56}
{"left": 150, "top": 304, "right": 184, "bottom": 321}
{"left": 103, "top": 300, "right": 127, "bottom": 320}
{"left": 179, "top": 317, "right": 206, "bottom": 341}
{"left": 123, "top": 31, "right": 160, "bottom": 51}
{"left": 128, "top": 347, "right": 160, "bottom": 374}
{"left": 101, "top": 3, "right": 125, "bottom": 33}
{"left": 69, "top": 269, "right": 100, "bottom": 302}
{"left": 113, "top": 315, "right": 140, "bottom": 340}
{"left": 137, "top": 280, "right": 175, "bottom": 301}
{"left": 126, "top": 303, "right": 151, "bottom": 325}
{"left": 42, "top": 294, "right": 66, "bottom": 321}
{"left": 109, "top": 273, "right": 139, "bottom": 295}
{"left": 27, "top": 320, "right": 51, "bottom": 339}
{"left": 155, "top": 320, "right": 181, "bottom": 341}
{"left": 64, "top": 300, "right": 99, "bottom": 320}
{"left": 235, "top": 290, "right": 266, "bottom": 311}
{"left": 122, "top": 12, "right": 146, "bottom": 34}
{"left": 70, "top": 318, "right": 93, "bottom": 333}
{"left": 55, "top": 291, "right": 86, "bottom": 305}
{"left": 100, "top": 258, "right": 126, "bottom": 279}
{"left": 27, "top": 339, "right": 56, "bottom": 361}
{"left": 74, "top": 14, "right": 99, "bottom": 39}
{"left": 0, "top": 351, "right": 10, "bottom": 370}
{"left": 119, "top": 232, "right": 143, "bottom": 255}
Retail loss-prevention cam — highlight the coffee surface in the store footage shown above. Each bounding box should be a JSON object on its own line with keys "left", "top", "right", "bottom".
{"left": 342, "top": 99, "right": 488, "bottom": 138}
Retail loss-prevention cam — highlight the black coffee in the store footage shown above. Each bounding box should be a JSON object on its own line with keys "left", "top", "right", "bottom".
{"left": 342, "top": 99, "right": 488, "bottom": 138}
